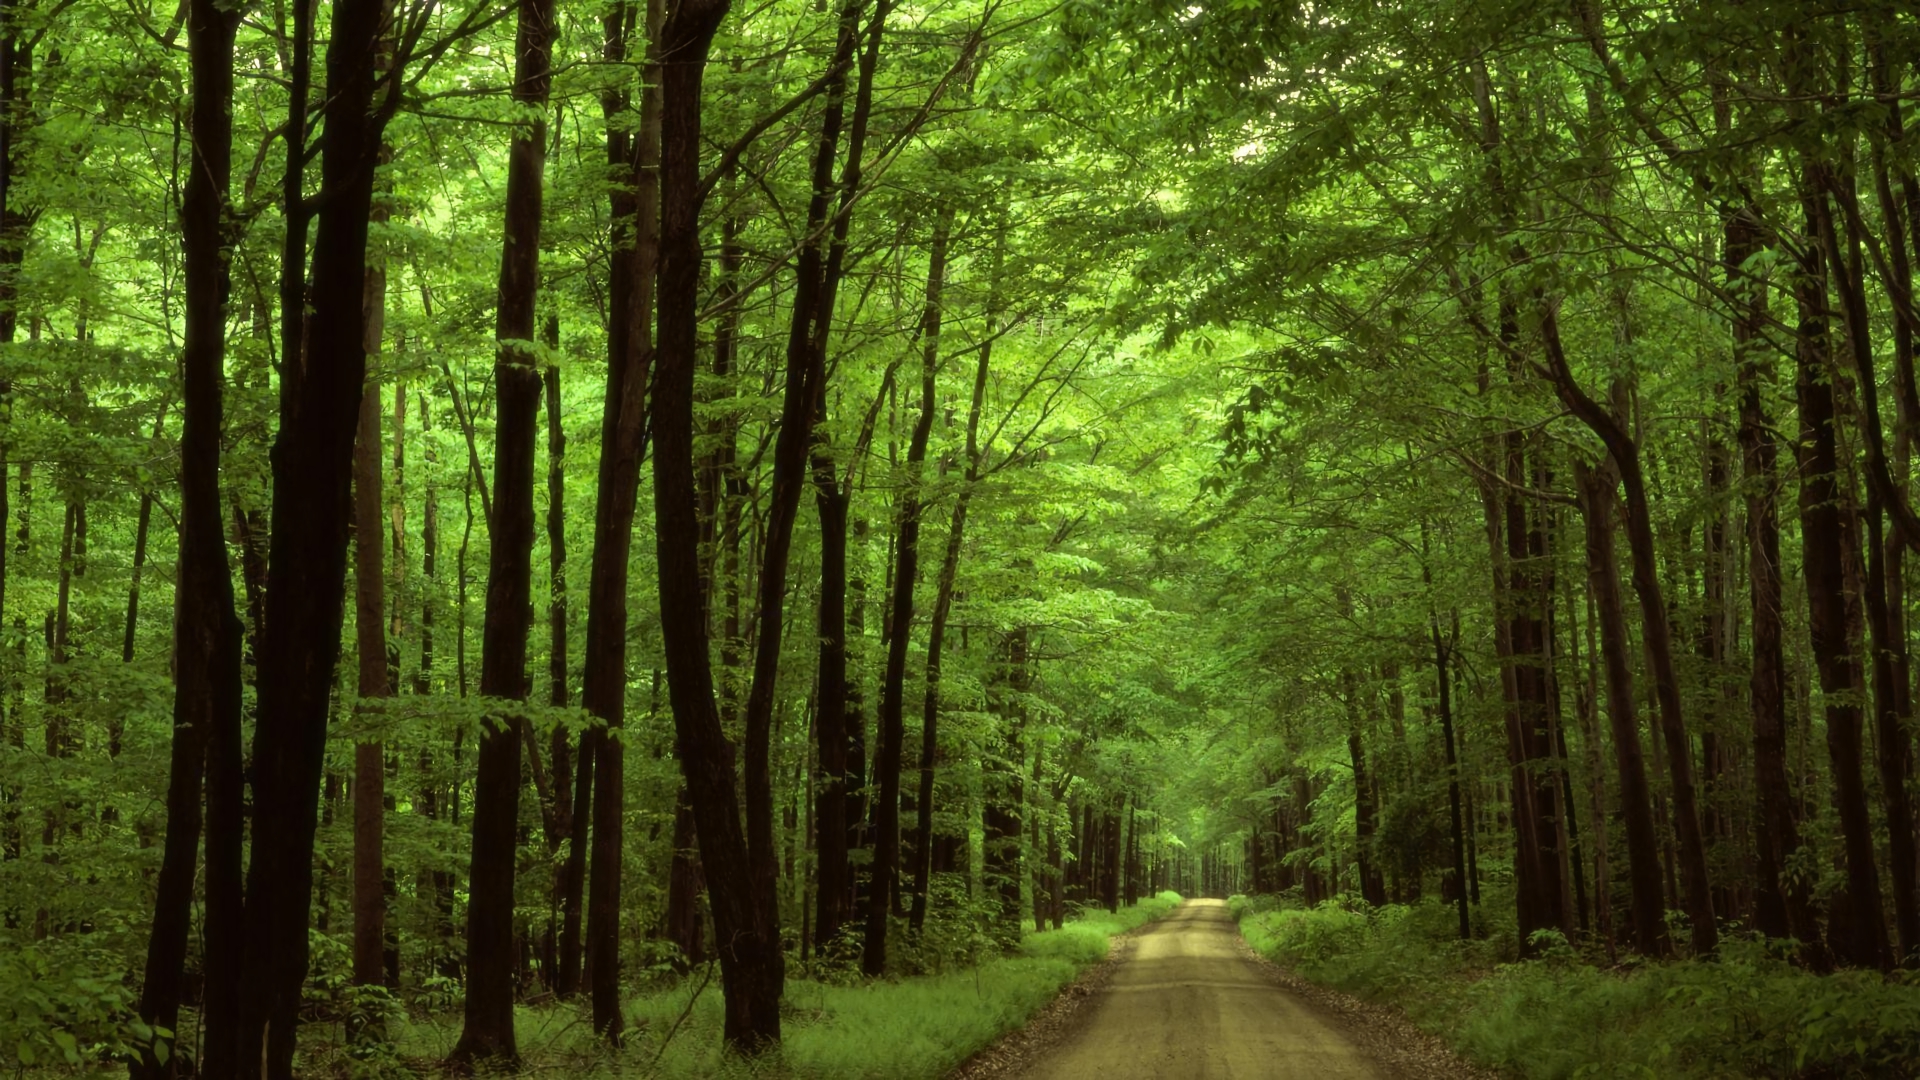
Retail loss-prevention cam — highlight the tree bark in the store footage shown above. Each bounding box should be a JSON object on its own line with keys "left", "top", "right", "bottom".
{"left": 652, "top": 0, "right": 785, "bottom": 1050}
{"left": 807, "top": 0, "right": 887, "bottom": 958}
{"left": 134, "top": 0, "right": 245, "bottom": 1070}
{"left": 450, "top": 0, "right": 557, "bottom": 1061}
{"left": 1539, "top": 313, "right": 1717, "bottom": 955}
{"left": 982, "top": 628, "right": 1028, "bottom": 945}
{"left": 1726, "top": 202, "right": 1823, "bottom": 957}
{"left": 737, "top": 0, "right": 871, "bottom": 959}
{"left": 1794, "top": 190, "right": 1890, "bottom": 970}
{"left": 867, "top": 205, "right": 950, "bottom": 974}
{"left": 351, "top": 380, "right": 391, "bottom": 1010}
{"left": 231, "top": 0, "right": 391, "bottom": 1070}
{"left": 1812, "top": 161, "right": 1920, "bottom": 967}
{"left": 583, "top": 0, "right": 661, "bottom": 1038}
{"left": 1573, "top": 455, "right": 1666, "bottom": 956}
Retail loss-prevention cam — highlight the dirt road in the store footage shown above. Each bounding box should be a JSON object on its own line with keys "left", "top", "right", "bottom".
{"left": 1014, "top": 899, "right": 1383, "bottom": 1080}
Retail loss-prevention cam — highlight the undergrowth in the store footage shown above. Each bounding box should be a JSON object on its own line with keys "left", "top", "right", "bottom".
{"left": 343, "top": 891, "right": 1184, "bottom": 1079}
{"left": 1229, "top": 893, "right": 1920, "bottom": 1079}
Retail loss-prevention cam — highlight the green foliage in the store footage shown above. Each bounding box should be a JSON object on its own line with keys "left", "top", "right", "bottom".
{"left": 0, "top": 938, "right": 150, "bottom": 1073}
{"left": 382, "top": 894, "right": 1183, "bottom": 1079}
{"left": 1233, "top": 898, "right": 1920, "bottom": 1079}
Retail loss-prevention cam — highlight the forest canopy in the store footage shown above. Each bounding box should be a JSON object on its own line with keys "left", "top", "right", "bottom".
{"left": 6, "top": 0, "right": 1920, "bottom": 1076}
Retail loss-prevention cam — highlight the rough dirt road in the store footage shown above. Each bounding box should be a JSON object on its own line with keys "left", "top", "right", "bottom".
{"left": 1013, "top": 899, "right": 1383, "bottom": 1080}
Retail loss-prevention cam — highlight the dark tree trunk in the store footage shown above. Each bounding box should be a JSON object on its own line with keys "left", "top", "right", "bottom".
{"left": 1811, "top": 160, "right": 1920, "bottom": 966}
{"left": 662, "top": 790, "right": 706, "bottom": 970}
{"left": 1430, "top": 613, "right": 1471, "bottom": 941}
{"left": 1868, "top": 27, "right": 1920, "bottom": 969}
{"left": 1468, "top": 61, "right": 1563, "bottom": 951}
{"left": 540, "top": 336, "right": 572, "bottom": 990}
{"left": 134, "top": 0, "right": 245, "bottom": 1071}
{"left": 350, "top": 35, "right": 396, "bottom": 997}
{"left": 1794, "top": 194, "right": 1890, "bottom": 970}
{"left": 580, "top": 0, "right": 660, "bottom": 1039}
{"left": 651, "top": 0, "right": 784, "bottom": 1050}
{"left": 1728, "top": 204, "right": 1822, "bottom": 957}
{"left": 1540, "top": 315, "right": 1717, "bottom": 956}
{"left": 1574, "top": 456, "right": 1667, "bottom": 957}
{"left": 231, "top": 0, "right": 391, "bottom": 1070}
{"left": 982, "top": 629, "right": 1027, "bottom": 946}
{"left": 450, "top": 0, "right": 557, "bottom": 1062}
{"left": 351, "top": 380, "right": 391, "bottom": 1006}
{"left": 738, "top": 0, "right": 874, "bottom": 964}
{"left": 556, "top": 725, "right": 592, "bottom": 996}
{"left": 808, "top": 0, "right": 887, "bottom": 958}
{"left": 812, "top": 468, "right": 853, "bottom": 949}
{"left": 1340, "top": 653, "right": 1386, "bottom": 908}
{"left": 868, "top": 205, "right": 950, "bottom": 973}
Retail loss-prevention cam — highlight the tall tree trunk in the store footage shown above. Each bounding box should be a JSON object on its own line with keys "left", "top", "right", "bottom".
{"left": 1430, "top": 610, "right": 1470, "bottom": 941}
{"left": 231, "top": 0, "right": 390, "bottom": 1070}
{"left": 134, "top": 0, "right": 245, "bottom": 1070}
{"left": 351, "top": 378, "right": 391, "bottom": 1014}
{"left": 1812, "top": 156, "right": 1920, "bottom": 966}
{"left": 540, "top": 335, "right": 572, "bottom": 990}
{"left": 350, "top": 47, "right": 396, "bottom": 1001}
{"left": 982, "top": 628, "right": 1027, "bottom": 946}
{"left": 652, "top": 0, "right": 785, "bottom": 1050}
{"left": 1574, "top": 455, "right": 1667, "bottom": 957}
{"left": 737, "top": 0, "right": 871, "bottom": 963}
{"left": 807, "top": 0, "right": 887, "bottom": 957}
{"left": 1729, "top": 201, "right": 1823, "bottom": 957}
{"left": 1337, "top": 645, "right": 1386, "bottom": 908}
{"left": 1540, "top": 313, "right": 1717, "bottom": 956}
{"left": 1867, "top": 18, "right": 1920, "bottom": 969}
{"left": 866, "top": 205, "right": 950, "bottom": 974}
{"left": 450, "top": 0, "right": 557, "bottom": 1061}
{"left": 1794, "top": 189, "right": 1890, "bottom": 970}
{"left": 583, "top": 0, "right": 661, "bottom": 1038}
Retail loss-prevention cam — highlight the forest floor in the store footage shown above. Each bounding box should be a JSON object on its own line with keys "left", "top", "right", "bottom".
{"left": 984, "top": 899, "right": 1485, "bottom": 1080}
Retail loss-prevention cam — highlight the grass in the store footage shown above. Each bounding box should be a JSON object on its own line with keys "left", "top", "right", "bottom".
{"left": 342, "top": 891, "right": 1185, "bottom": 1079}
{"left": 1229, "top": 892, "right": 1920, "bottom": 1080}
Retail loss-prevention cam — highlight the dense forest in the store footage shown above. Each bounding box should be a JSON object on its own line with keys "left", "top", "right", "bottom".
{"left": 6, "top": 0, "right": 1920, "bottom": 1075}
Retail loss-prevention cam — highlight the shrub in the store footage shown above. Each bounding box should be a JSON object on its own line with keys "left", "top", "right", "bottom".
{"left": 1230, "top": 896, "right": 1920, "bottom": 1080}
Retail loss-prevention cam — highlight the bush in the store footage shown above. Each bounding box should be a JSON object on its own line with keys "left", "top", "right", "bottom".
{"left": 1229, "top": 896, "right": 1920, "bottom": 1080}
{"left": 0, "top": 937, "right": 150, "bottom": 1072}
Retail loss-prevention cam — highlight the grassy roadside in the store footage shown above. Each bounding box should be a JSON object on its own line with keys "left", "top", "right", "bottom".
{"left": 370, "top": 891, "right": 1183, "bottom": 1078}
{"left": 1229, "top": 894, "right": 1920, "bottom": 1079}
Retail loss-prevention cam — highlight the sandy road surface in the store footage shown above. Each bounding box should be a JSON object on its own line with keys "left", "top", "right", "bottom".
{"left": 1013, "top": 899, "right": 1383, "bottom": 1080}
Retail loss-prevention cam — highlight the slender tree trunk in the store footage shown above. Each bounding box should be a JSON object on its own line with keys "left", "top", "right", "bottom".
{"left": 1339, "top": 652, "right": 1386, "bottom": 907}
{"left": 1794, "top": 191, "right": 1890, "bottom": 970}
{"left": 812, "top": 468, "right": 852, "bottom": 948}
{"left": 583, "top": 0, "right": 661, "bottom": 1038}
{"left": 1430, "top": 610, "right": 1470, "bottom": 941}
{"left": 983, "top": 628, "right": 1028, "bottom": 945}
{"left": 1540, "top": 314, "right": 1717, "bottom": 955}
{"left": 1867, "top": 23, "right": 1920, "bottom": 971}
{"left": 807, "top": 0, "right": 887, "bottom": 956}
{"left": 540, "top": 336, "right": 572, "bottom": 989}
{"left": 350, "top": 47, "right": 397, "bottom": 1002}
{"left": 737, "top": 0, "right": 870, "bottom": 964}
{"left": 351, "top": 377, "right": 391, "bottom": 1016}
{"left": 134, "top": 0, "right": 245, "bottom": 1070}
{"left": 1813, "top": 157, "right": 1920, "bottom": 966}
{"left": 232, "top": 0, "right": 391, "bottom": 1070}
{"left": 450, "top": 0, "right": 557, "bottom": 1061}
{"left": 1574, "top": 455, "right": 1667, "bottom": 956}
{"left": 652, "top": 0, "right": 785, "bottom": 1049}
{"left": 867, "top": 205, "right": 950, "bottom": 974}
{"left": 1729, "top": 202, "right": 1822, "bottom": 957}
